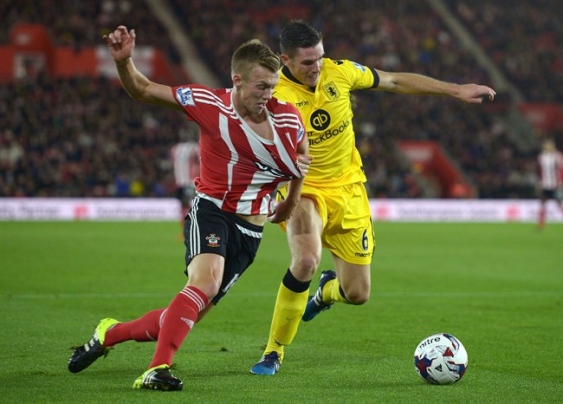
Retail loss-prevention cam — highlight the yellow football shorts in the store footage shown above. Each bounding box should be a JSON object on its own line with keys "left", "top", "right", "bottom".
{"left": 278, "top": 181, "right": 375, "bottom": 265}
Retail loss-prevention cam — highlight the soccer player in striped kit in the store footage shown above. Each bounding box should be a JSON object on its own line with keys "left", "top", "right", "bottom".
{"left": 68, "top": 25, "right": 310, "bottom": 391}
{"left": 537, "top": 138, "right": 563, "bottom": 231}
{"left": 171, "top": 125, "right": 200, "bottom": 228}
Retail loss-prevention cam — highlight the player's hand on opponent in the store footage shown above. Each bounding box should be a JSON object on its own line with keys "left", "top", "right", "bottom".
{"left": 457, "top": 84, "right": 496, "bottom": 103}
{"left": 296, "top": 154, "right": 312, "bottom": 177}
{"left": 268, "top": 155, "right": 312, "bottom": 223}
{"left": 103, "top": 25, "right": 136, "bottom": 63}
{"left": 267, "top": 198, "right": 298, "bottom": 224}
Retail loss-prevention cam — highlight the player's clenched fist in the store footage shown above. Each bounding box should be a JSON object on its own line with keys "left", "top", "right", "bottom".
{"left": 103, "top": 25, "right": 136, "bottom": 62}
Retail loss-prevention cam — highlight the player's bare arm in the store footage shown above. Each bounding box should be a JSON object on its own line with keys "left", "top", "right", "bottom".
{"left": 295, "top": 138, "right": 312, "bottom": 177}
{"left": 375, "top": 69, "right": 496, "bottom": 103}
{"left": 268, "top": 143, "right": 311, "bottom": 224}
{"left": 268, "top": 177, "right": 304, "bottom": 224}
{"left": 103, "top": 25, "right": 181, "bottom": 110}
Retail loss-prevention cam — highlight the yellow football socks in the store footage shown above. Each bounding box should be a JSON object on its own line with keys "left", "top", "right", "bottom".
{"left": 322, "top": 278, "right": 349, "bottom": 304}
{"left": 263, "top": 282, "right": 309, "bottom": 362}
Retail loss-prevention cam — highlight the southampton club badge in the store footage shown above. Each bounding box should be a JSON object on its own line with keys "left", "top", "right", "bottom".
{"left": 206, "top": 234, "right": 221, "bottom": 247}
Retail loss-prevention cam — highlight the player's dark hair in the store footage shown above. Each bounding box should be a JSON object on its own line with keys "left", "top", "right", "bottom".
{"left": 279, "top": 20, "right": 323, "bottom": 57}
{"left": 231, "top": 39, "right": 280, "bottom": 79}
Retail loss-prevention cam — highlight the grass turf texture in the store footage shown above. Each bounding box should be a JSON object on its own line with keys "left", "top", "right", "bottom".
{"left": 0, "top": 221, "right": 561, "bottom": 403}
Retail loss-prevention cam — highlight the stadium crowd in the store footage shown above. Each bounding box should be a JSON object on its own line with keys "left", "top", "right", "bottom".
{"left": 0, "top": 0, "right": 181, "bottom": 64}
{"left": 0, "top": 73, "right": 192, "bottom": 197}
{"left": 445, "top": 0, "right": 563, "bottom": 103}
{"left": 1, "top": 0, "right": 187, "bottom": 198}
{"left": 2, "top": 0, "right": 559, "bottom": 199}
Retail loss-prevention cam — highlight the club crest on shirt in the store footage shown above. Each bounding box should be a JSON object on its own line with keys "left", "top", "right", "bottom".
{"left": 322, "top": 81, "right": 340, "bottom": 100}
{"left": 206, "top": 233, "right": 221, "bottom": 247}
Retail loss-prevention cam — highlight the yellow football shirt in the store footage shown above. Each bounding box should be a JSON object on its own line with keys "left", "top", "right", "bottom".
{"left": 274, "top": 58, "right": 376, "bottom": 187}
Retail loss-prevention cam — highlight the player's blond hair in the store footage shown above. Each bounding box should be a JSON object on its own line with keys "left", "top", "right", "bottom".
{"left": 542, "top": 138, "right": 556, "bottom": 152}
{"left": 231, "top": 39, "right": 280, "bottom": 80}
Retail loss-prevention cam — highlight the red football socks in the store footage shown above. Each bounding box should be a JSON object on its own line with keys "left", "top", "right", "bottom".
{"left": 104, "top": 308, "right": 166, "bottom": 347}
{"left": 149, "top": 286, "right": 208, "bottom": 368}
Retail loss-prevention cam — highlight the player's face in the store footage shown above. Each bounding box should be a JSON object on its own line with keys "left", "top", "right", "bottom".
{"left": 236, "top": 65, "right": 279, "bottom": 117}
{"left": 282, "top": 43, "right": 324, "bottom": 87}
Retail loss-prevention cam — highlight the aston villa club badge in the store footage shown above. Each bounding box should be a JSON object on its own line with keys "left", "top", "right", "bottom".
{"left": 322, "top": 81, "right": 340, "bottom": 100}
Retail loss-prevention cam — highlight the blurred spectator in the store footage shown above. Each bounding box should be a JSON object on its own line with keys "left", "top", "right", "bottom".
{"left": 171, "top": 123, "right": 200, "bottom": 228}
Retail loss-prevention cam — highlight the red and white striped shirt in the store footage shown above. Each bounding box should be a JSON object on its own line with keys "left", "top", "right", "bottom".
{"left": 171, "top": 141, "right": 200, "bottom": 187}
{"left": 172, "top": 84, "right": 305, "bottom": 215}
{"left": 538, "top": 149, "right": 563, "bottom": 190}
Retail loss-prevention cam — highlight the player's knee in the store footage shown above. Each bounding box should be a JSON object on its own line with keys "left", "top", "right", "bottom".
{"left": 187, "top": 282, "right": 219, "bottom": 302}
{"left": 186, "top": 275, "right": 221, "bottom": 301}
{"left": 291, "top": 254, "right": 320, "bottom": 279}
{"left": 344, "top": 289, "right": 370, "bottom": 305}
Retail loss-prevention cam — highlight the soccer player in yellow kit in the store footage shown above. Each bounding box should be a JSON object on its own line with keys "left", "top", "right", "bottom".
{"left": 251, "top": 20, "right": 496, "bottom": 375}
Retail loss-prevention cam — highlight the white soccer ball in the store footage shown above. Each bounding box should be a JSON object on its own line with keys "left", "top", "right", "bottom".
{"left": 413, "top": 333, "right": 468, "bottom": 385}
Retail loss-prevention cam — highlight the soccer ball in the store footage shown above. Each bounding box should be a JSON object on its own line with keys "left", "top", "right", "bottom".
{"left": 414, "top": 333, "right": 468, "bottom": 385}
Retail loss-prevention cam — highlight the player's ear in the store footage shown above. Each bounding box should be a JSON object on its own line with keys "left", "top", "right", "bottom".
{"left": 279, "top": 54, "right": 290, "bottom": 66}
{"left": 232, "top": 73, "right": 242, "bottom": 89}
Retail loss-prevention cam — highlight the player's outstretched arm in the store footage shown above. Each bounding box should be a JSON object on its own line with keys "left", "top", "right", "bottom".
{"left": 103, "top": 25, "right": 180, "bottom": 110}
{"left": 375, "top": 69, "right": 496, "bottom": 104}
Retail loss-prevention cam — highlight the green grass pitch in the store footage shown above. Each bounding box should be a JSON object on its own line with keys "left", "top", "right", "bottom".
{"left": 0, "top": 221, "right": 561, "bottom": 403}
